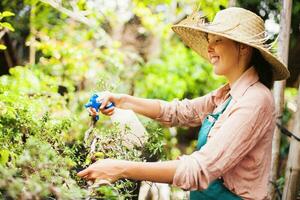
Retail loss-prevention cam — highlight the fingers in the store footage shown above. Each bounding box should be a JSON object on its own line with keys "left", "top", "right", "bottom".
{"left": 97, "top": 91, "right": 115, "bottom": 110}
{"left": 77, "top": 168, "right": 97, "bottom": 181}
{"left": 87, "top": 107, "right": 97, "bottom": 117}
{"left": 99, "top": 106, "right": 115, "bottom": 116}
{"left": 100, "top": 97, "right": 109, "bottom": 110}
{"left": 77, "top": 167, "right": 100, "bottom": 181}
{"left": 87, "top": 106, "right": 114, "bottom": 119}
{"left": 77, "top": 159, "right": 120, "bottom": 183}
{"left": 87, "top": 91, "right": 116, "bottom": 118}
{"left": 106, "top": 109, "right": 115, "bottom": 116}
{"left": 79, "top": 172, "right": 114, "bottom": 184}
{"left": 77, "top": 168, "right": 90, "bottom": 177}
{"left": 84, "top": 172, "right": 96, "bottom": 181}
{"left": 77, "top": 160, "right": 102, "bottom": 180}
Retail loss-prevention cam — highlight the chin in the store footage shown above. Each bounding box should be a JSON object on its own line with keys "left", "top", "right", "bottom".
{"left": 213, "top": 65, "right": 223, "bottom": 75}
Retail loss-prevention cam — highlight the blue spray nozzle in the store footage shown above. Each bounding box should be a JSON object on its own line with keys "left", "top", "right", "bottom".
{"left": 84, "top": 94, "right": 115, "bottom": 121}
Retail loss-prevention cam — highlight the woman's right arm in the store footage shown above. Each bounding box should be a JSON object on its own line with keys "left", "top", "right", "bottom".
{"left": 88, "top": 92, "right": 161, "bottom": 119}
{"left": 89, "top": 91, "right": 216, "bottom": 127}
{"left": 119, "top": 94, "right": 161, "bottom": 119}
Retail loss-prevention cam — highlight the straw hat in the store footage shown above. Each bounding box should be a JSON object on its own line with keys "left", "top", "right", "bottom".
{"left": 172, "top": 7, "right": 290, "bottom": 80}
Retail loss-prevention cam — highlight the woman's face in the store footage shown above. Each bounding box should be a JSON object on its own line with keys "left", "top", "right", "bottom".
{"left": 207, "top": 34, "right": 240, "bottom": 78}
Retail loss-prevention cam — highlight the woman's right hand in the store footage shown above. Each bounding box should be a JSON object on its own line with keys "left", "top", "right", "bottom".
{"left": 87, "top": 91, "right": 124, "bottom": 117}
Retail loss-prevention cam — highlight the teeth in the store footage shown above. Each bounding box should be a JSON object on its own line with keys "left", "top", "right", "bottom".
{"left": 211, "top": 56, "right": 219, "bottom": 64}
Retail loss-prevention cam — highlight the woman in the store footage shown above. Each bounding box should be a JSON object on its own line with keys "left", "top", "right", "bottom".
{"left": 78, "top": 7, "right": 290, "bottom": 199}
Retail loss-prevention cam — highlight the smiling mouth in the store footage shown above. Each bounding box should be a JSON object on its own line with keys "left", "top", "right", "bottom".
{"left": 210, "top": 56, "right": 219, "bottom": 64}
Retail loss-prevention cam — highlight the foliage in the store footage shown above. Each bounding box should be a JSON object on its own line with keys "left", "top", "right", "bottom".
{"left": 135, "top": 40, "right": 225, "bottom": 101}
{"left": 0, "top": 63, "right": 161, "bottom": 199}
{"left": 0, "top": 68, "right": 72, "bottom": 151}
{"left": 0, "top": 11, "right": 14, "bottom": 31}
{"left": 143, "top": 123, "right": 168, "bottom": 161}
{"left": 0, "top": 11, "right": 14, "bottom": 50}
{"left": 0, "top": 64, "right": 87, "bottom": 199}
{"left": 81, "top": 121, "right": 167, "bottom": 199}
{"left": 0, "top": 137, "right": 86, "bottom": 200}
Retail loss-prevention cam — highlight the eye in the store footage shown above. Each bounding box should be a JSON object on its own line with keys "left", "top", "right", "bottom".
{"left": 207, "top": 37, "right": 222, "bottom": 44}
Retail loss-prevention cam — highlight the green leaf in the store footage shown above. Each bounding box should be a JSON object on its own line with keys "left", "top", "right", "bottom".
{"left": 1, "top": 11, "right": 15, "bottom": 18}
{"left": 0, "top": 44, "right": 7, "bottom": 50}
{"left": 0, "top": 22, "right": 15, "bottom": 31}
{"left": 0, "top": 149, "right": 10, "bottom": 165}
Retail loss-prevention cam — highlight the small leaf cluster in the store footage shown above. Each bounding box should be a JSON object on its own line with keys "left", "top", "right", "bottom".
{"left": 0, "top": 11, "right": 15, "bottom": 50}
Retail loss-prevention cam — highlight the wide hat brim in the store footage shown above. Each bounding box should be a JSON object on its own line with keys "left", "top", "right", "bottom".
{"left": 172, "top": 23, "right": 290, "bottom": 81}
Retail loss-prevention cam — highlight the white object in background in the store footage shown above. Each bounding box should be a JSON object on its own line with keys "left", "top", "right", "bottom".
{"left": 110, "top": 108, "right": 171, "bottom": 199}
{"left": 110, "top": 108, "right": 147, "bottom": 147}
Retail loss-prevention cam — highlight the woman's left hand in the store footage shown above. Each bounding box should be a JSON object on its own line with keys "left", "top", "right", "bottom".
{"left": 77, "top": 159, "right": 126, "bottom": 182}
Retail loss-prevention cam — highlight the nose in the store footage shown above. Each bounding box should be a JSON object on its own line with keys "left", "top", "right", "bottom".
{"left": 207, "top": 42, "right": 214, "bottom": 54}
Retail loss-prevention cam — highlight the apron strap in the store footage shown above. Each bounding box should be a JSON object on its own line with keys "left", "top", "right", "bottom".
{"left": 214, "top": 96, "right": 232, "bottom": 115}
{"left": 196, "top": 96, "right": 232, "bottom": 150}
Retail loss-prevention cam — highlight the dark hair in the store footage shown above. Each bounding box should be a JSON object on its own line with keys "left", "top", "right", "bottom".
{"left": 250, "top": 49, "right": 274, "bottom": 89}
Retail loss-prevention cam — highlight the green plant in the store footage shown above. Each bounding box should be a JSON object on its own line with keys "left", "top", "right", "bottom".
{"left": 0, "top": 11, "right": 14, "bottom": 50}
{"left": 0, "top": 137, "right": 86, "bottom": 199}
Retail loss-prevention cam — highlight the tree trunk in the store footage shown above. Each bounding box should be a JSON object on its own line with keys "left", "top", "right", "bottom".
{"left": 29, "top": 1, "right": 36, "bottom": 65}
{"left": 270, "top": 81, "right": 286, "bottom": 199}
{"left": 228, "top": 0, "right": 236, "bottom": 7}
{"left": 269, "top": 0, "right": 292, "bottom": 198}
{"left": 282, "top": 80, "right": 300, "bottom": 200}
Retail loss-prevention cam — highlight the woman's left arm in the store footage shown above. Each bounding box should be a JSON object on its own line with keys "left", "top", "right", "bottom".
{"left": 77, "top": 159, "right": 180, "bottom": 184}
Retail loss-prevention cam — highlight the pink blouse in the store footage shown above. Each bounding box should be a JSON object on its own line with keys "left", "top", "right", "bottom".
{"left": 156, "top": 67, "right": 276, "bottom": 200}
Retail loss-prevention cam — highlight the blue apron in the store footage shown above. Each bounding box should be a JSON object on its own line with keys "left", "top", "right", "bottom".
{"left": 190, "top": 96, "right": 242, "bottom": 200}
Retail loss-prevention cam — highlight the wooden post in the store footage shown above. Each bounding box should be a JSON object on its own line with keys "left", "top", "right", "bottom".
{"left": 282, "top": 81, "right": 300, "bottom": 200}
{"left": 269, "top": 0, "right": 292, "bottom": 198}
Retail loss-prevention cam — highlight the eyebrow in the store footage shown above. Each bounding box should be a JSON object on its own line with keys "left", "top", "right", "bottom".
{"left": 208, "top": 36, "right": 223, "bottom": 43}
{"left": 207, "top": 34, "right": 216, "bottom": 42}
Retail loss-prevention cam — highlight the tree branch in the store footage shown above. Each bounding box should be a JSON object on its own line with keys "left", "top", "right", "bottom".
{"left": 40, "top": 0, "right": 92, "bottom": 25}
{"left": 0, "top": 29, "right": 8, "bottom": 40}
{"left": 40, "top": 0, "right": 112, "bottom": 46}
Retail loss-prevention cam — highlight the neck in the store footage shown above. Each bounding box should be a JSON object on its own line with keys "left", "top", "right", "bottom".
{"left": 227, "top": 66, "right": 251, "bottom": 87}
{"left": 228, "top": 73, "right": 242, "bottom": 87}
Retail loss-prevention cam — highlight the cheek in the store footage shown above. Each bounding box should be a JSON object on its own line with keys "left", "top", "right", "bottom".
{"left": 215, "top": 46, "right": 239, "bottom": 74}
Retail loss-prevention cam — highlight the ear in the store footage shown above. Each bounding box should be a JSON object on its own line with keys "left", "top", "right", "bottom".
{"left": 239, "top": 44, "right": 253, "bottom": 56}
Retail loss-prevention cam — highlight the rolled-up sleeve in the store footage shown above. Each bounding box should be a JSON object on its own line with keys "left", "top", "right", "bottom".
{"left": 172, "top": 96, "right": 274, "bottom": 190}
{"left": 155, "top": 92, "right": 217, "bottom": 127}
